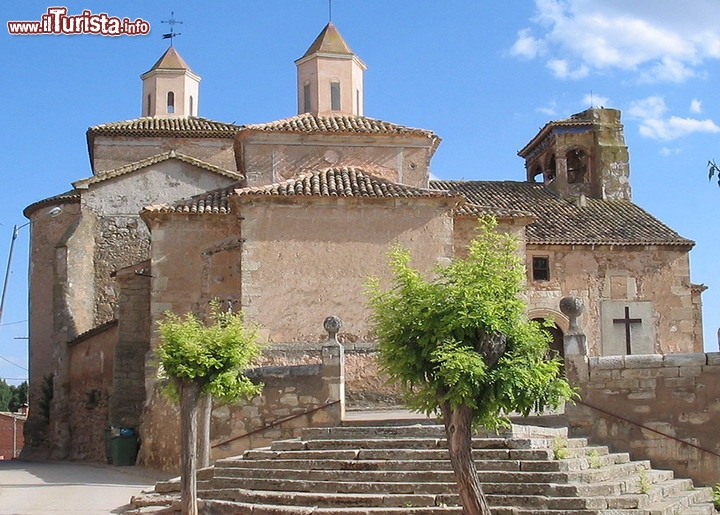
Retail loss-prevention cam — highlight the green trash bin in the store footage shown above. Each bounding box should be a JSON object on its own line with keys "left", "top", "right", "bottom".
{"left": 110, "top": 434, "right": 138, "bottom": 466}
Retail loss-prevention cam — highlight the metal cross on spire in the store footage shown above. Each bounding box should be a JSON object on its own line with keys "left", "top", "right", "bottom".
{"left": 161, "top": 11, "right": 183, "bottom": 46}
{"left": 328, "top": 0, "right": 333, "bottom": 21}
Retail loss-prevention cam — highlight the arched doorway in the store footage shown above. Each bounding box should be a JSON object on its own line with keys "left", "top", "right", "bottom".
{"left": 532, "top": 318, "right": 565, "bottom": 361}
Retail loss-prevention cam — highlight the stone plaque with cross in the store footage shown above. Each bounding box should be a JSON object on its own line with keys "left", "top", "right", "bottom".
{"left": 600, "top": 301, "right": 655, "bottom": 355}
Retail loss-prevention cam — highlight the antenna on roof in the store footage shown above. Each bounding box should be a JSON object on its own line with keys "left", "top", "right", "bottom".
{"left": 589, "top": 90, "right": 594, "bottom": 108}
{"left": 329, "top": 0, "right": 333, "bottom": 21}
{"left": 161, "top": 11, "right": 183, "bottom": 47}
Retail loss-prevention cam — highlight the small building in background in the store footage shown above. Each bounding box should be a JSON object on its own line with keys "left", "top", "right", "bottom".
{"left": 0, "top": 411, "right": 26, "bottom": 459}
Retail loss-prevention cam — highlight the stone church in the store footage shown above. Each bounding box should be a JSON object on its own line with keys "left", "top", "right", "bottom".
{"left": 22, "top": 23, "right": 705, "bottom": 466}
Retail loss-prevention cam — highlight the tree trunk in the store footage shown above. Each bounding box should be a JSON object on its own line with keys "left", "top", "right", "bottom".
{"left": 197, "top": 392, "right": 212, "bottom": 469}
{"left": 441, "top": 402, "right": 492, "bottom": 515}
{"left": 180, "top": 380, "right": 201, "bottom": 515}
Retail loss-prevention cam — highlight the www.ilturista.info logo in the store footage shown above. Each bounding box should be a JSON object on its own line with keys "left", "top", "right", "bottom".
{"left": 7, "top": 7, "right": 150, "bottom": 36}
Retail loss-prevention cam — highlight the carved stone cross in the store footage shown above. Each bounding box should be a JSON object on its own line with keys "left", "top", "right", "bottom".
{"left": 612, "top": 306, "right": 642, "bottom": 354}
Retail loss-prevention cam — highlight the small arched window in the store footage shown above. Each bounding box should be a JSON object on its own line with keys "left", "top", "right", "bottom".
{"left": 567, "top": 148, "right": 588, "bottom": 183}
{"left": 146, "top": 94, "right": 151, "bottom": 116}
{"left": 167, "top": 91, "right": 175, "bottom": 114}
{"left": 189, "top": 95, "right": 194, "bottom": 116}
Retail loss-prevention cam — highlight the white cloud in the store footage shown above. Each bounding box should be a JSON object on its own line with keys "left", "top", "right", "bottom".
{"left": 512, "top": 0, "right": 720, "bottom": 82}
{"left": 582, "top": 93, "right": 610, "bottom": 108}
{"left": 536, "top": 101, "right": 559, "bottom": 116}
{"left": 639, "top": 117, "right": 720, "bottom": 140}
{"left": 510, "top": 29, "right": 545, "bottom": 59}
{"left": 659, "top": 147, "right": 683, "bottom": 157}
{"left": 547, "top": 59, "right": 589, "bottom": 79}
{"left": 628, "top": 96, "right": 667, "bottom": 119}
{"left": 690, "top": 99, "right": 702, "bottom": 114}
{"left": 627, "top": 95, "right": 720, "bottom": 140}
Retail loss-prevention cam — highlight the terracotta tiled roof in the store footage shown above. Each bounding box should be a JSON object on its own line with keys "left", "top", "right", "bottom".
{"left": 147, "top": 167, "right": 457, "bottom": 215}
{"left": 518, "top": 109, "right": 613, "bottom": 158}
{"left": 23, "top": 190, "right": 80, "bottom": 218}
{"left": 73, "top": 151, "right": 241, "bottom": 189}
{"left": 87, "top": 116, "right": 240, "bottom": 139}
{"left": 431, "top": 180, "right": 693, "bottom": 247}
{"left": 453, "top": 203, "right": 535, "bottom": 220}
{"left": 237, "top": 167, "right": 456, "bottom": 199}
{"left": 144, "top": 182, "right": 239, "bottom": 215}
{"left": 242, "top": 113, "right": 436, "bottom": 138}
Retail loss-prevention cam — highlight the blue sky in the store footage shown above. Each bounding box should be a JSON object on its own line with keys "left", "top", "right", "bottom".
{"left": 1, "top": 1, "right": 719, "bottom": 385}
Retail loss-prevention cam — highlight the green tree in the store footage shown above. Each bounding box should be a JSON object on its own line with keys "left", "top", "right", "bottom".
{"left": 367, "top": 217, "right": 575, "bottom": 515}
{"left": 9, "top": 381, "right": 28, "bottom": 413}
{"left": 157, "top": 303, "right": 263, "bottom": 515}
{"left": 0, "top": 380, "right": 11, "bottom": 411}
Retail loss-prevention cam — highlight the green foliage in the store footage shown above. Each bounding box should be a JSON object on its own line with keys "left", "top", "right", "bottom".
{"left": 8, "top": 381, "right": 28, "bottom": 412}
{"left": 638, "top": 466, "right": 651, "bottom": 494}
{"left": 553, "top": 436, "right": 570, "bottom": 460}
{"left": 587, "top": 449, "right": 603, "bottom": 469}
{"left": 711, "top": 483, "right": 720, "bottom": 510}
{"left": 156, "top": 302, "right": 263, "bottom": 403}
{"left": 0, "top": 380, "right": 11, "bottom": 411}
{"left": 367, "top": 216, "right": 576, "bottom": 430}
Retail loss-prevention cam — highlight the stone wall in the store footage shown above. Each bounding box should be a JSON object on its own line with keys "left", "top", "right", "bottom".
{"left": 234, "top": 196, "right": 455, "bottom": 343}
{"left": 65, "top": 322, "right": 117, "bottom": 461}
{"left": 139, "top": 342, "right": 344, "bottom": 472}
{"left": 565, "top": 352, "right": 720, "bottom": 486}
{"left": 91, "top": 135, "right": 236, "bottom": 173}
{"left": 237, "top": 132, "right": 436, "bottom": 189}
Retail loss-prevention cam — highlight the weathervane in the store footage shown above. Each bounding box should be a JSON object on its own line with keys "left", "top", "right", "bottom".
{"left": 161, "top": 11, "right": 183, "bottom": 46}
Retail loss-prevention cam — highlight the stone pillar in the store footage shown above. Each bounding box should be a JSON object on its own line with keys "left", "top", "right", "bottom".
{"left": 560, "top": 296, "right": 589, "bottom": 384}
{"left": 321, "top": 316, "right": 345, "bottom": 422}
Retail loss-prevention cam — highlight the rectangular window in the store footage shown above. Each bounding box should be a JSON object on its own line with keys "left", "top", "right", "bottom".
{"left": 303, "top": 83, "right": 312, "bottom": 113}
{"left": 532, "top": 256, "right": 550, "bottom": 281}
{"left": 330, "top": 81, "right": 341, "bottom": 111}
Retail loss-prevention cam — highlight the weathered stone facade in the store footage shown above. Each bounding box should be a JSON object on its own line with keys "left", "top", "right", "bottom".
{"left": 523, "top": 244, "right": 698, "bottom": 355}
{"left": 22, "top": 22, "right": 707, "bottom": 471}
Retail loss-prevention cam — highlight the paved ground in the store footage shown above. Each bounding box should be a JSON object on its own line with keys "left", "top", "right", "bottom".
{"left": 0, "top": 459, "right": 172, "bottom": 515}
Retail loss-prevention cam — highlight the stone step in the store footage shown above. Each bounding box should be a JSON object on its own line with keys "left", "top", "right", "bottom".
{"left": 301, "top": 424, "right": 569, "bottom": 441}
{"left": 198, "top": 488, "right": 452, "bottom": 508}
{"left": 186, "top": 423, "right": 713, "bottom": 515}
{"left": 603, "top": 487, "right": 713, "bottom": 515}
{"left": 199, "top": 499, "right": 464, "bottom": 514}
{"left": 271, "top": 435, "right": 589, "bottom": 452}
{"left": 201, "top": 477, "right": 457, "bottom": 495}
{"left": 245, "top": 447, "right": 559, "bottom": 461}
{"left": 210, "top": 459, "right": 659, "bottom": 486}
{"left": 677, "top": 504, "right": 717, "bottom": 515}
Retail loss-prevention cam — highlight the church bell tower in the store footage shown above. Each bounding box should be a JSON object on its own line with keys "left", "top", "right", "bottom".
{"left": 140, "top": 46, "right": 201, "bottom": 118}
{"left": 295, "top": 22, "right": 367, "bottom": 116}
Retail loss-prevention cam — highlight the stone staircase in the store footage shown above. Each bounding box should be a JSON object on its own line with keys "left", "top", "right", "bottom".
{"left": 130, "top": 424, "right": 716, "bottom": 514}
